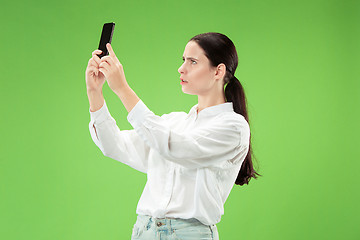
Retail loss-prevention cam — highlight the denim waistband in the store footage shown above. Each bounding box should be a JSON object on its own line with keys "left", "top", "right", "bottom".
{"left": 136, "top": 214, "right": 215, "bottom": 230}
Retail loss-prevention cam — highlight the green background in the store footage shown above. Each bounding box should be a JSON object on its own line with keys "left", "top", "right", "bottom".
{"left": 1, "top": 0, "right": 359, "bottom": 239}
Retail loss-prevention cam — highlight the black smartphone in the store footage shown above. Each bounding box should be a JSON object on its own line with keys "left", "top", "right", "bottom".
{"left": 97, "top": 22, "right": 115, "bottom": 58}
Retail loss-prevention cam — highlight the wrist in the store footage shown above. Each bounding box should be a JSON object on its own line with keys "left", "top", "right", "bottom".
{"left": 113, "top": 83, "right": 130, "bottom": 97}
{"left": 87, "top": 88, "right": 103, "bottom": 95}
{"left": 87, "top": 89, "right": 105, "bottom": 112}
{"left": 113, "top": 84, "right": 140, "bottom": 113}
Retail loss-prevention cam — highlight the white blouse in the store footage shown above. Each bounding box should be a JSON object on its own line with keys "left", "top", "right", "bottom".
{"left": 88, "top": 99, "right": 250, "bottom": 226}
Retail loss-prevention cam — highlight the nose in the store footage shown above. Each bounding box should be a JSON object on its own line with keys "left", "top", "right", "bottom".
{"left": 178, "top": 63, "right": 185, "bottom": 74}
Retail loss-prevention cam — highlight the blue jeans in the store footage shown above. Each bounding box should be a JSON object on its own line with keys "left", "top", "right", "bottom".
{"left": 131, "top": 215, "right": 219, "bottom": 240}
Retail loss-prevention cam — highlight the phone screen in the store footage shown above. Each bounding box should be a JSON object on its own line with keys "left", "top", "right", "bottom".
{"left": 97, "top": 22, "right": 115, "bottom": 58}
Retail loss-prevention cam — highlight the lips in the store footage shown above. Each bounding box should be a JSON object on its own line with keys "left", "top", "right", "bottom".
{"left": 180, "top": 77, "right": 188, "bottom": 82}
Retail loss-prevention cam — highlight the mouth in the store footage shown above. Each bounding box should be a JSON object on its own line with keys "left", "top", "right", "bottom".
{"left": 180, "top": 78, "right": 188, "bottom": 83}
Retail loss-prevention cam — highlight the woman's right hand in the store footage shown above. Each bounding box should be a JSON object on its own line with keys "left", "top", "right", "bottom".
{"left": 85, "top": 49, "right": 106, "bottom": 92}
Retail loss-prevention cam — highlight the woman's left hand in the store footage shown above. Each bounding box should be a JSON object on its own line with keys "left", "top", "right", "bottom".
{"left": 99, "top": 43, "right": 127, "bottom": 94}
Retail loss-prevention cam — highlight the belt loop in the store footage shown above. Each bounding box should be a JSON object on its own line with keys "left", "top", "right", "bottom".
{"left": 146, "top": 215, "right": 152, "bottom": 230}
{"left": 209, "top": 224, "right": 214, "bottom": 238}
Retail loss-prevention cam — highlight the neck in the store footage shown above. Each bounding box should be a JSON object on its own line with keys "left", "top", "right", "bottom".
{"left": 197, "top": 89, "right": 226, "bottom": 113}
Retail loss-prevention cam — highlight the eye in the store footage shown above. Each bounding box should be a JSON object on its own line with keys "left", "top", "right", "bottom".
{"left": 181, "top": 58, "right": 197, "bottom": 64}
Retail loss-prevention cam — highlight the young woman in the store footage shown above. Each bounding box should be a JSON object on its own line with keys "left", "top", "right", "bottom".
{"left": 85, "top": 32, "right": 261, "bottom": 240}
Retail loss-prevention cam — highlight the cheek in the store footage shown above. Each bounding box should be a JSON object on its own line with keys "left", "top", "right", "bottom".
{"left": 196, "top": 73, "right": 213, "bottom": 89}
{"left": 190, "top": 67, "right": 211, "bottom": 84}
{"left": 185, "top": 71, "right": 212, "bottom": 94}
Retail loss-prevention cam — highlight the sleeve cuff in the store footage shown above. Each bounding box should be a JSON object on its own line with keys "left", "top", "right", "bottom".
{"left": 127, "top": 99, "right": 151, "bottom": 129}
{"left": 89, "top": 100, "right": 111, "bottom": 124}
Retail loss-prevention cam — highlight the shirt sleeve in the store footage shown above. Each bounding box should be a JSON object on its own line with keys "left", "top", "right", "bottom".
{"left": 127, "top": 100, "right": 250, "bottom": 169}
{"left": 89, "top": 101, "right": 150, "bottom": 173}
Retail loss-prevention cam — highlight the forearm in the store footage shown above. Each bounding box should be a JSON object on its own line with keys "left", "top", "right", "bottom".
{"left": 114, "top": 83, "right": 140, "bottom": 113}
{"left": 87, "top": 89, "right": 105, "bottom": 112}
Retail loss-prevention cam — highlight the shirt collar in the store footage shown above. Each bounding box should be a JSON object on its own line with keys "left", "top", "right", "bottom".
{"left": 186, "top": 102, "right": 234, "bottom": 119}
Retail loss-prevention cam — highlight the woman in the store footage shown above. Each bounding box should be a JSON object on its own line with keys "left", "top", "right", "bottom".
{"left": 85, "top": 32, "right": 261, "bottom": 240}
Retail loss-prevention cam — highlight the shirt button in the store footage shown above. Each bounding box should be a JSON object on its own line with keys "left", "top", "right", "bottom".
{"left": 157, "top": 222, "right": 163, "bottom": 227}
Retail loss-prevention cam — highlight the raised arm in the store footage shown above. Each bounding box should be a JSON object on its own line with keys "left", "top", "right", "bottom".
{"left": 89, "top": 101, "right": 150, "bottom": 173}
{"left": 97, "top": 43, "right": 140, "bottom": 113}
{"left": 86, "top": 45, "right": 149, "bottom": 173}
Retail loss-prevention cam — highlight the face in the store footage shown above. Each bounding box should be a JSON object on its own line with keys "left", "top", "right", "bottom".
{"left": 178, "top": 41, "right": 221, "bottom": 96}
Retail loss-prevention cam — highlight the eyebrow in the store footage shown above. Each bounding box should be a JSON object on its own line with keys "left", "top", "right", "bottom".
{"left": 182, "top": 56, "right": 199, "bottom": 61}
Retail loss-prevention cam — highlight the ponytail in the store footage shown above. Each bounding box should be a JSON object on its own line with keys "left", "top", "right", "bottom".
{"left": 225, "top": 75, "right": 261, "bottom": 185}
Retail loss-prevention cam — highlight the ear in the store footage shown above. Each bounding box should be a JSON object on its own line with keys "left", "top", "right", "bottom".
{"left": 214, "top": 63, "right": 227, "bottom": 81}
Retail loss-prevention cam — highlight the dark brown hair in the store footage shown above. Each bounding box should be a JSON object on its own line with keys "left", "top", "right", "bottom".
{"left": 189, "top": 32, "right": 262, "bottom": 185}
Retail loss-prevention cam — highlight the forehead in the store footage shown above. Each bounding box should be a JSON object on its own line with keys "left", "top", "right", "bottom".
{"left": 183, "top": 41, "right": 206, "bottom": 59}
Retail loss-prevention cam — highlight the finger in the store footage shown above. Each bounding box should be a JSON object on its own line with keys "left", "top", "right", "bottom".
{"left": 87, "top": 66, "right": 98, "bottom": 74}
{"left": 88, "top": 57, "right": 100, "bottom": 68}
{"left": 98, "top": 67, "right": 107, "bottom": 77}
{"left": 92, "top": 55, "right": 101, "bottom": 65}
{"left": 92, "top": 50, "right": 102, "bottom": 63}
{"left": 86, "top": 66, "right": 100, "bottom": 77}
{"left": 106, "top": 43, "right": 116, "bottom": 58}
{"left": 99, "top": 61, "right": 110, "bottom": 72}
{"left": 100, "top": 55, "right": 114, "bottom": 66}
{"left": 92, "top": 49, "right": 102, "bottom": 56}
{"left": 88, "top": 57, "right": 97, "bottom": 67}
{"left": 92, "top": 49, "right": 103, "bottom": 60}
